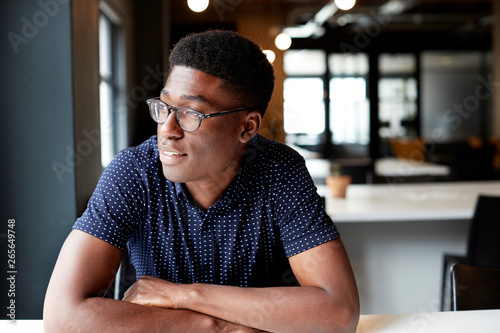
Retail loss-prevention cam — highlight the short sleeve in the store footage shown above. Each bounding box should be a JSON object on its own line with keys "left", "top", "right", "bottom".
{"left": 73, "top": 150, "right": 146, "bottom": 250}
{"left": 275, "top": 155, "right": 340, "bottom": 257}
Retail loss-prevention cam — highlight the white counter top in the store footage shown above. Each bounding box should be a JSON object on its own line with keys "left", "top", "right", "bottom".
{"left": 0, "top": 320, "right": 43, "bottom": 332}
{"left": 318, "top": 181, "right": 500, "bottom": 222}
{"left": 305, "top": 157, "right": 451, "bottom": 180}
{"left": 356, "top": 309, "right": 500, "bottom": 333}
{"left": 375, "top": 157, "right": 450, "bottom": 177}
{"left": 3, "top": 310, "right": 499, "bottom": 333}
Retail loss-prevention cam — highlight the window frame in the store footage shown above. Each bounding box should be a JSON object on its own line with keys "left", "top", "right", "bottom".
{"left": 99, "top": 1, "right": 128, "bottom": 167}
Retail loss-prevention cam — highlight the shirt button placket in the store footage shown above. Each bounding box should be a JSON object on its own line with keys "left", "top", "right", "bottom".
{"left": 200, "top": 214, "right": 215, "bottom": 284}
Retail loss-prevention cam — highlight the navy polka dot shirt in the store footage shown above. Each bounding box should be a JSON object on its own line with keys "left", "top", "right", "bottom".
{"left": 73, "top": 134, "right": 339, "bottom": 287}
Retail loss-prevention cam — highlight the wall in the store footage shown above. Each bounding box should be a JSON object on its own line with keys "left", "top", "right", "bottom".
{"left": 338, "top": 219, "right": 470, "bottom": 315}
{"left": 72, "top": 0, "right": 101, "bottom": 216}
{"left": 129, "top": 0, "right": 169, "bottom": 147}
{"left": 421, "top": 51, "right": 491, "bottom": 143}
{"left": 494, "top": 0, "right": 500, "bottom": 138}
{"left": 0, "top": 0, "right": 76, "bottom": 319}
{"left": 237, "top": 13, "right": 286, "bottom": 143}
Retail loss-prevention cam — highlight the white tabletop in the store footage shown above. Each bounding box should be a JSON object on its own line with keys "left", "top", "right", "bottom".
{"left": 0, "top": 320, "right": 43, "bottom": 332}
{"left": 3, "top": 310, "right": 499, "bottom": 332}
{"left": 356, "top": 309, "right": 500, "bottom": 333}
{"left": 375, "top": 157, "right": 450, "bottom": 177}
{"left": 305, "top": 157, "right": 450, "bottom": 180}
{"left": 318, "top": 180, "right": 500, "bottom": 222}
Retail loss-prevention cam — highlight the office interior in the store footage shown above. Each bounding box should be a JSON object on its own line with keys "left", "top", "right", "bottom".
{"left": 1, "top": 0, "right": 500, "bottom": 319}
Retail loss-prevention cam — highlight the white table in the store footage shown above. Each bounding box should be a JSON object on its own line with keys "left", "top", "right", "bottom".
{"left": 3, "top": 310, "right": 499, "bottom": 332}
{"left": 318, "top": 180, "right": 500, "bottom": 222}
{"left": 0, "top": 320, "right": 43, "bottom": 332}
{"left": 305, "top": 157, "right": 451, "bottom": 182}
{"left": 317, "top": 181, "right": 500, "bottom": 315}
{"left": 375, "top": 157, "right": 450, "bottom": 177}
{"left": 356, "top": 309, "right": 500, "bottom": 333}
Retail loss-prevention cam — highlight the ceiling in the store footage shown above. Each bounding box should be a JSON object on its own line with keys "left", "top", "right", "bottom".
{"left": 172, "top": 0, "right": 493, "bottom": 29}
{"left": 171, "top": 0, "right": 494, "bottom": 49}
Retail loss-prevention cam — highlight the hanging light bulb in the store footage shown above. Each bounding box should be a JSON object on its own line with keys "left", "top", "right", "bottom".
{"left": 187, "top": 0, "right": 209, "bottom": 13}
{"left": 335, "top": 0, "right": 356, "bottom": 11}
{"left": 262, "top": 50, "right": 276, "bottom": 64}
{"left": 274, "top": 33, "right": 292, "bottom": 51}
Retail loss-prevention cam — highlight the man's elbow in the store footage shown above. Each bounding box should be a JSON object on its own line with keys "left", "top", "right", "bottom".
{"left": 44, "top": 315, "right": 76, "bottom": 333}
{"left": 43, "top": 295, "right": 81, "bottom": 333}
{"left": 43, "top": 303, "right": 66, "bottom": 333}
{"left": 44, "top": 307, "right": 69, "bottom": 333}
{"left": 338, "top": 304, "right": 360, "bottom": 333}
{"left": 330, "top": 298, "right": 360, "bottom": 333}
{"left": 319, "top": 295, "right": 359, "bottom": 333}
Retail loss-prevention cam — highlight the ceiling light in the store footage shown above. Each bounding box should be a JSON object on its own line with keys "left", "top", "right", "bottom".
{"left": 187, "top": 0, "right": 209, "bottom": 13}
{"left": 275, "top": 33, "right": 292, "bottom": 50}
{"left": 335, "top": 0, "right": 356, "bottom": 11}
{"left": 263, "top": 50, "right": 276, "bottom": 64}
{"left": 283, "top": 22, "right": 322, "bottom": 38}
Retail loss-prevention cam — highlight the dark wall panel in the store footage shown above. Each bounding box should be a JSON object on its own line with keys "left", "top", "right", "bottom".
{"left": 0, "top": 0, "right": 77, "bottom": 319}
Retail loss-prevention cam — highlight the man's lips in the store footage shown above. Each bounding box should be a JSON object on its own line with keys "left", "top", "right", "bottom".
{"left": 158, "top": 144, "right": 185, "bottom": 154}
{"left": 161, "top": 150, "right": 185, "bottom": 156}
{"left": 158, "top": 146, "right": 187, "bottom": 164}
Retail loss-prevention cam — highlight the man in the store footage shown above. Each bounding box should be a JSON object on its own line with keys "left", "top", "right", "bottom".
{"left": 44, "top": 30, "right": 359, "bottom": 332}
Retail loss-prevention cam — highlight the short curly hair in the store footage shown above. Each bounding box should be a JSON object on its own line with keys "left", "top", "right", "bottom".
{"left": 169, "top": 30, "right": 275, "bottom": 116}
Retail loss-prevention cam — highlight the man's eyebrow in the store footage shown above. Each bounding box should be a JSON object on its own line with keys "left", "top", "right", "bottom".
{"left": 160, "top": 89, "right": 212, "bottom": 107}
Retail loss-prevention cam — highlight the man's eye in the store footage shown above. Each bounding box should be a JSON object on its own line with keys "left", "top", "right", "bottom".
{"left": 185, "top": 109, "right": 202, "bottom": 118}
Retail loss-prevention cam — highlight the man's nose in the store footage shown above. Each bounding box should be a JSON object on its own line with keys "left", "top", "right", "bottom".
{"left": 158, "top": 111, "right": 183, "bottom": 138}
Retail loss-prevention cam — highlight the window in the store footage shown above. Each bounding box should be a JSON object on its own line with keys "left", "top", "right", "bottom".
{"left": 284, "top": 78, "right": 325, "bottom": 136}
{"left": 284, "top": 50, "right": 326, "bottom": 146}
{"left": 283, "top": 50, "right": 423, "bottom": 159}
{"left": 284, "top": 49, "right": 326, "bottom": 75}
{"left": 378, "top": 54, "right": 418, "bottom": 138}
{"left": 283, "top": 50, "right": 370, "bottom": 153}
{"left": 99, "top": 8, "right": 127, "bottom": 167}
{"left": 329, "top": 53, "right": 369, "bottom": 144}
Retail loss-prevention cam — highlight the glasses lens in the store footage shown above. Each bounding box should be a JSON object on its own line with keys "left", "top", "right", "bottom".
{"left": 177, "top": 108, "right": 202, "bottom": 132}
{"left": 149, "top": 100, "right": 168, "bottom": 123}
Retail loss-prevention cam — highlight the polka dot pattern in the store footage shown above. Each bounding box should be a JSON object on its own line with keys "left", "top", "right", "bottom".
{"left": 73, "top": 135, "right": 339, "bottom": 287}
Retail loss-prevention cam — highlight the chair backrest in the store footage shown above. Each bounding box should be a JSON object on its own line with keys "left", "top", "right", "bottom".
{"left": 389, "top": 137, "right": 426, "bottom": 162}
{"left": 450, "top": 263, "right": 500, "bottom": 311}
{"left": 467, "top": 195, "right": 500, "bottom": 268}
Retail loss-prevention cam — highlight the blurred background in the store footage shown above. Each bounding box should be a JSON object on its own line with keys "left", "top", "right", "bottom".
{"left": 1, "top": 0, "right": 499, "bottom": 319}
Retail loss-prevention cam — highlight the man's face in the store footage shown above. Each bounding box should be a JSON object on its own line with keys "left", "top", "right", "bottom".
{"left": 157, "top": 66, "right": 248, "bottom": 189}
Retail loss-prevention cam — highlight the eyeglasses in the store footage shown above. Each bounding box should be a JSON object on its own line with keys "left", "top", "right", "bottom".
{"left": 146, "top": 97, "right": 253, "bottom": 132}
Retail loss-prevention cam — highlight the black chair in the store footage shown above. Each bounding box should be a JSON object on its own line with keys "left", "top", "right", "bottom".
{"left": 109, "top": 250, "right": 137, "bottom": 300}
{"left": 441, "top": 195, "right": 500, "bottom": 310}
{"left": 451, "top": 143, "right": 496, "bottom": 181}
{"left": 450, "top": 263, "right": 500, "bottom": 311}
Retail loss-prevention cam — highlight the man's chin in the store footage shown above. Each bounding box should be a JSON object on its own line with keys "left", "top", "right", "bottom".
{"left": 161, "top": 165, "right": 194, "bottom": 184}
{"left": 162, "top": 169, "right": 183, "bottom": 183}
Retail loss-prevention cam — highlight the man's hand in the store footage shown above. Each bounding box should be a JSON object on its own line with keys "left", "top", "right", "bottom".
{"left": 123, "top": 275, "right": 268, "bottom": 333}
{"left": 123, "top": 275, "right": 182, "bottom": 309}
{"left": 120, "top": 239, "right": 358, "bottom": 333}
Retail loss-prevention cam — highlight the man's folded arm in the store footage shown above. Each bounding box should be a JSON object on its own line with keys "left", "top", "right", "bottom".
{"left": 43, "top": 229, "right": 261, "bottom": 333}
{"left": 124, "top": 238, "right": 360, "bottom": 333}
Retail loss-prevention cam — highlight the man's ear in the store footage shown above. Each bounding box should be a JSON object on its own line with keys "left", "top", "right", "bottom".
{"left": 240, "top": 111, "right": 262, "bottom": 143}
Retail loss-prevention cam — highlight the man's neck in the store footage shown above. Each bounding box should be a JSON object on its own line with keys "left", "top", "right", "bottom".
{"left": 185, "top": 158, "right": 241, "bottom": 210}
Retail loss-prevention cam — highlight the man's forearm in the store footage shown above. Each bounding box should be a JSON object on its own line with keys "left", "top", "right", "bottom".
{"left": 177, "top": 240, "right": 360, "bottom": 333}
{"left": 124, "top": 276, "right": 356, "bottom": 333}
{"left": 122, "top": 240, "right": 359, "bottom": 333}
{"left": 179, "top": 240, "right": 358, "bottom": 333}
{"left": 182, "top": 283, "right": 356, "bottom": 333}
{"left": 44, "top": 296, "right": 248, "bottom": 333}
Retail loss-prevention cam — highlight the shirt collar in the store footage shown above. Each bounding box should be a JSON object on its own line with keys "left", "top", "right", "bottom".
{"left": 174, "top": 181, "right": 186, "bottom": 198}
